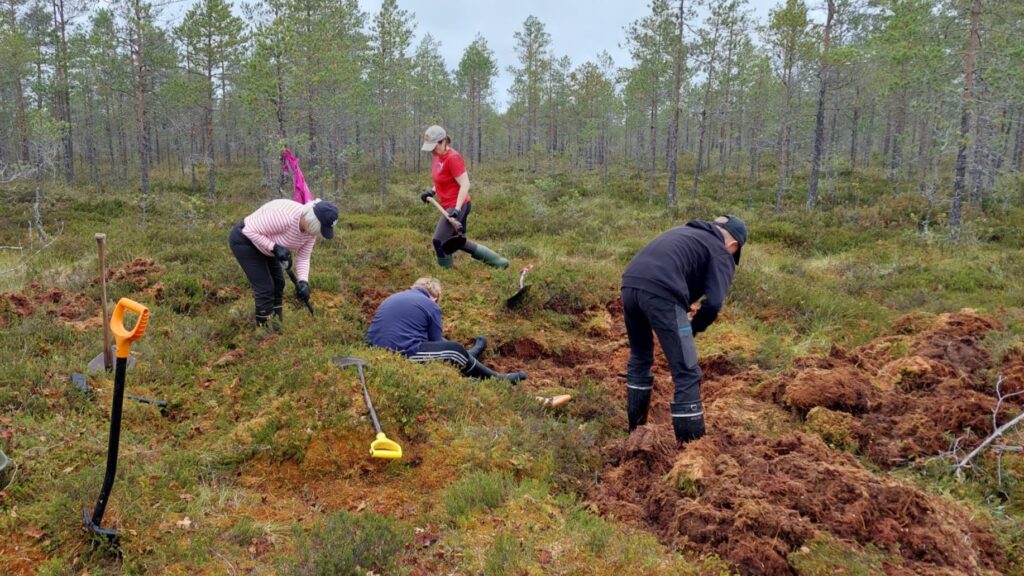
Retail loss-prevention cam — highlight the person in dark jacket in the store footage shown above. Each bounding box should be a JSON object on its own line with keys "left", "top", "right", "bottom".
{"left": 366, "top": 278, "right": 527, "bottom": 383}
{"left": 620, "top": 215, "right": 747, "bottom": 445}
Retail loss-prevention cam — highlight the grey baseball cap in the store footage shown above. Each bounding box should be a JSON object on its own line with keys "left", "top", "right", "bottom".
{"left": 421, "top": 125, "right": 446, "bottom": 151}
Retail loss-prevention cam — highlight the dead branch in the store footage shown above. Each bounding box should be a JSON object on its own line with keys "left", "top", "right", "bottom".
{"left": 947, "top": 375, "right": 1024, "bottom": 483}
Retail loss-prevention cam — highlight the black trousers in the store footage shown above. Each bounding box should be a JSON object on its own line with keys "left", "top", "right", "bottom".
{"left": 432, "top": 201, "right": 477, "bottom": 257}
{"left": 408, "top": 340, "right": 500, "bottom": 379}
{"left": 621, "top": 287, "right": 701, "bottom": 405}
{"left": 229, "top": 222, "right": 284, "bottom": 314}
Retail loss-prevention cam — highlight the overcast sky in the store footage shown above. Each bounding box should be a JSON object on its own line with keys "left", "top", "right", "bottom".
{"left": 356, "top": 0, "right": 786, "bottom": 111}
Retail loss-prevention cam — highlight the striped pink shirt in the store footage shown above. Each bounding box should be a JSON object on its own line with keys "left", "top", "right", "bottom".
{"left": 242, "top": 199, "right": 317, "bottom": 281}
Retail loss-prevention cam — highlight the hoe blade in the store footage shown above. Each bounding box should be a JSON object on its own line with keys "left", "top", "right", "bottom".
{"left": 369, "top": 432, "right": 403, "bottom": 459}
{"left": 332, "top": 356, "right": 367, "bottom": 368}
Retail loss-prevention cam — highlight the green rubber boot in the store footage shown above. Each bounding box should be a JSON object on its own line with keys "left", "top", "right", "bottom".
{"left": 470, "top": 244, "right": 509, "bottom": 269}
{"left": 437, "top": 255, "right": 454, "bottom": 269}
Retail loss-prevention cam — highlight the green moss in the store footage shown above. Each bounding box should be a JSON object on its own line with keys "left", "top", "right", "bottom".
{"left": 805, "top": 407, "right": 859, "bottom": 452}
{"left": 788, "top": 534, "right": 892, "bottom": 575}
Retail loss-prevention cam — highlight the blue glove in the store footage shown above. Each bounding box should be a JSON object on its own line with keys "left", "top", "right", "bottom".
{"left": 419, "top": 190, "right": 436, "bottom": 204}
{"left": 446, "top": 207, "right": 461, "bottom": 219}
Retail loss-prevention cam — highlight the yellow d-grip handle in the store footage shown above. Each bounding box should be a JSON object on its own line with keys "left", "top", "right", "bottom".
{"left": 110, "top": 298, "right": 150, "bottom": 358}
{"left": 369, "top": 432, "right": 402, "bottom": 459}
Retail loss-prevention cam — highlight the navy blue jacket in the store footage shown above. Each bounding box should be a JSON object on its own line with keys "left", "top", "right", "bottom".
{"left": 621, "top": 220, "right": 736, "bottom": 334}
{"left": 365, "top": 288, "right": 443, "bottom": 355}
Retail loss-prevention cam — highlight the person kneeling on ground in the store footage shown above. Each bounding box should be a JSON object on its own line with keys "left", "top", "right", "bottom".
{"left": 366, "top": 278, "right": 527, "bottom": 383}
{"left": 621, "top": 215, "right": 747, "bottom": 446}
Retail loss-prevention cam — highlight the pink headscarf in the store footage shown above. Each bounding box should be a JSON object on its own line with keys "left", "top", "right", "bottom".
{"left": 281, "top": 148, "right": 313, "bottom": 204}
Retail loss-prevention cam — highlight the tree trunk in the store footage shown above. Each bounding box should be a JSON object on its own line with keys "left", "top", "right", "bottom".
{"left": 647, "top": 92, "right": 658, "bottom": 204}
{"left": 52, "top": 0, "right": 74, "bottom": 183}
{"left": 15, "top": 75, "right": 29, "bottom": 163}
{"left": 476, "top": 92, "right": 484, "bottom": 165}
{"left": 969, "top": 92, "right": 987, "bottom": 205}
{"left": 850, "top": 86, "right": 860, "bottom": 170}
{"left": 379, "top": 100, "right": 388, "bottom": 200}
{"left": 206, "top": 71, "right": 216, "bottom": 201}
{"left": 131, "top": 0, "right": 151, "bottom": 200}
{"left": 882, "top": 108, "right": 892, "bottom": 168}
{"left": 85, "top": 88, "right": 100, "bottom": 188}
{"left": 807, "top": 0, "right": 835, "bottom": 209}
{"left": 1011, "top": 105, "right": 1024, "bottom": 172}
{"left": 890, "top": 92, "right": 906, "bottom": 176}
{"left": 775, "top": 64, "right": 794, "bottom": 213}
{"left": 691, "top": 103, "right": 709, "bottom": 201}
{"left": 666, "top": 0, "right": 686, "bottom": 207}
{"left": 950, "top": 0, "right": 982, "bottom": 239}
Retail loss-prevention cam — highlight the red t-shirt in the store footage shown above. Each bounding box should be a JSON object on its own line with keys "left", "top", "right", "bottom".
{"left": 432, "top": 148, "right": 469, "bottom": 209}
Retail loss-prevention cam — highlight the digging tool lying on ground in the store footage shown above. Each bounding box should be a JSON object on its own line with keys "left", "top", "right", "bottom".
{"left": 423, "top": 193, "right": 467, "bottom": 254}
{"left": 535, "top": 394, "right": 572, "bottom": 408}
{"left": 506, "top": 264, "right": 535, "bottom": 309}
{"left": 331, "top": 357, "right": 403, "bottom": 459}
{"left": 83, "top": 298, "right": 150, "bottom": 543}
{"left": 72, "top": 373, "right": 168, "bottom": 417}
{"left": 0, "top": 449, "right": 11, "bottom": 491}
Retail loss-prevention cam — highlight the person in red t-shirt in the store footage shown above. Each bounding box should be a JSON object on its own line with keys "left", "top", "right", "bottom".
{"left": 419, "top": 125, "right": 509, "bottom": 269}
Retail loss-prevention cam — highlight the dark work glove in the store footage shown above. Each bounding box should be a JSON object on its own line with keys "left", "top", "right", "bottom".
{"left": 419, "top": 189, "right": 436, "bottom": 204}
{"left": 295, "top": 280, "right": 310, "bottom": 302}
{"left": 446, "top": 207, "right": 461, "bottom": 219}
{"left": 272, "top": 244, "right": 291, "bottom": 265}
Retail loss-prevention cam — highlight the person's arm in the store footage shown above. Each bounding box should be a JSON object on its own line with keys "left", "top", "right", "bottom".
{"left": 426, "top": 303, "right": 444, "bottom": 342}
{"left": 242, "top": 205, "right": 288, "bottom": 255}
{"left": 449, "top": 153, "right": 470, "bottom": 212}
{"left": 690, "top": 254, "right": 735, "bottom": 334}
{"left": 293, "top": 236, "right": 315, "bottom": 282}
{"left": 454, "top": 172, "right": 470, "bottom": 212}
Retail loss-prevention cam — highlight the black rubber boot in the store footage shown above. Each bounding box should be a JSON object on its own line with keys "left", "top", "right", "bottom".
{"left": 467, "top": 336, "right": 487, "bottom": 359}
{"left": 270, "top": 305, "right": 284, "bottom": 331}
{"left": 626, "top": 375, "right": 655, "bottom": 431}
{"left": 464, "top": 357, "right": 527, "bottom": 383}
{"left": 501, "top": 371, "right": 528, "bottom": 384}
{"left": 255, "top": 308, "right": 272, "bottom": 327}
{"left": 438, "top": 255, "right": 454, "bottom": 269}
{"left": 671, "top": 401, "right": 706, "bottom": 445}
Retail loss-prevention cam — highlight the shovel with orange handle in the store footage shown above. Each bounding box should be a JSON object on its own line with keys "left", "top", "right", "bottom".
{"left": 83, "top": 298, "right": 149, "bottom": 543}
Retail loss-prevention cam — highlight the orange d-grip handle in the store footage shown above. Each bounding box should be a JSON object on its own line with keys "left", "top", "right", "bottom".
{"left": 110, "top": 298, "right": 150, "bottom": 358}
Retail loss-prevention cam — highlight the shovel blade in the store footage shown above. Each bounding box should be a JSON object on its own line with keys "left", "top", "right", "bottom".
{"left": 369, "top": 432, "right": 402, "bottom": 459}
{"left": 441, "top": 234, "right": 467, "bottom": 255}
{"left": 87, "top": 348, "right": 136, "bottom": 373}
{"left": 506, "top": 286, "right": 530, "bottom": 309}
{"left": 332, "top": 356, "right": 367, "bottom": 368}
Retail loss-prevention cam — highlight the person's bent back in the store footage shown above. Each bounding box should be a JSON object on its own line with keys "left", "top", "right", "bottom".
{"left": 366, "top": 278, "right": 526, "bottom": 383}
{"left": 366, "top": 280, "right": 443, "bottom": 355}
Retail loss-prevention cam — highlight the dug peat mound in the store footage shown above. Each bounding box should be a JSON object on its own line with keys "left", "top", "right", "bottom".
{"left": 592, "top": 424, "right": 1004, "bottom": 575}
{"left": 590, "top": 309, "right": 1014, "bottom": 575}
{"left": 758, "top": 309, "right": 1010, "bottom": 467}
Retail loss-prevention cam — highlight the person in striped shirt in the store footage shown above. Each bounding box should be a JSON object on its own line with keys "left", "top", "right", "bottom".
{"left": 229, "top": 198, "right": 338, "bottom": 327}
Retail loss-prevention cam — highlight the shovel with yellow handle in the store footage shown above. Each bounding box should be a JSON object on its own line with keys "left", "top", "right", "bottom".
{"left": 332, "top": 357, "right": 402, "bottom": 459}
{"left": 84, "top": 298, "right": 150, "bottom": 543}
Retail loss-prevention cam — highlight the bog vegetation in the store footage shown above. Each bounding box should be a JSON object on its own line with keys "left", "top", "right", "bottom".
{"left": 2, "top": 0, "right": 1024, "bottom": 574}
